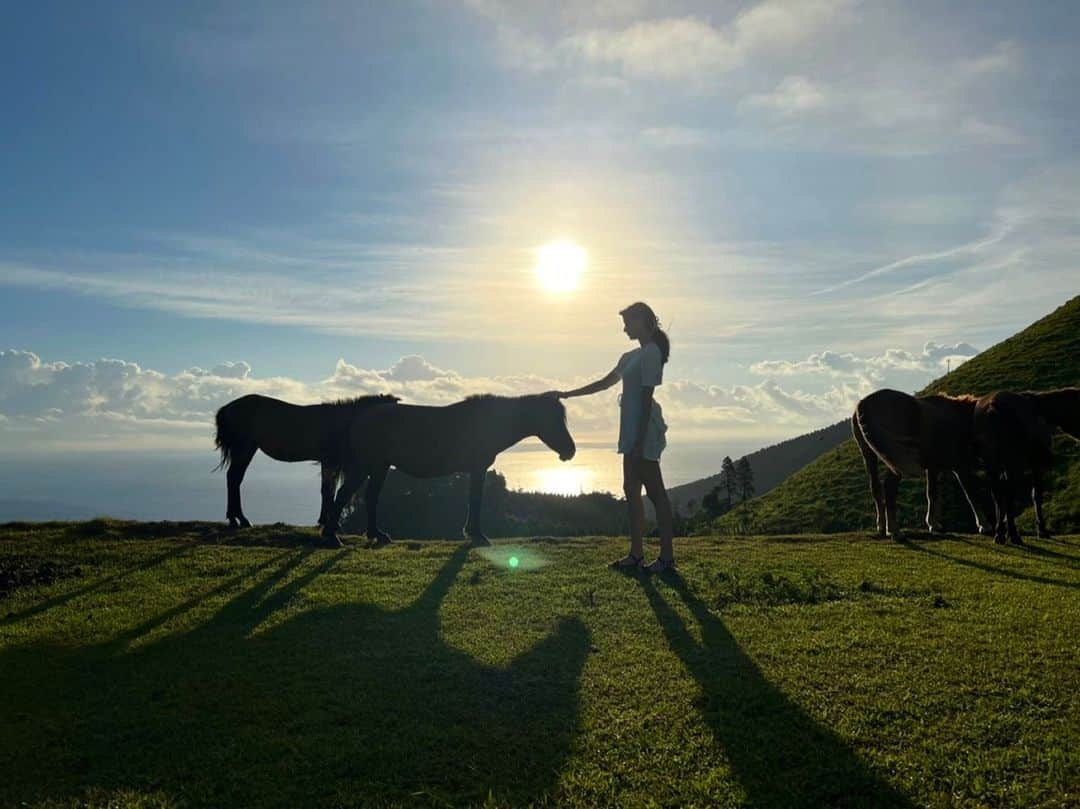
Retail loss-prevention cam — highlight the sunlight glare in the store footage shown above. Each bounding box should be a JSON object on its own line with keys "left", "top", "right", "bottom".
{"left": 534, "top": 240, "right": 587, "bottom": 292}
{"left": 533, "top": 466, "right": 592, "bottom": 496}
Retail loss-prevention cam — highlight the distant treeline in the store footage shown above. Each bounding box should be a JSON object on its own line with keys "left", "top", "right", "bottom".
{"left": 340, "top": 470, "right": 630, "bottom": 538}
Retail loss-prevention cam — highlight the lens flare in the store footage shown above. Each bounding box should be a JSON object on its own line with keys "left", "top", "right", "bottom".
{"left": 475, "top": 546, "right": 550, "bottom": 572}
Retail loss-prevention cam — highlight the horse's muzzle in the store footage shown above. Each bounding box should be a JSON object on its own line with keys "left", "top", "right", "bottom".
{"left": 559, "top": 446, "right": 576, "bottom": 461}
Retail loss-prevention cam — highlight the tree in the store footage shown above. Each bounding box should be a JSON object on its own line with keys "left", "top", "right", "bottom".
{"left": 735, "top": 457, "right": 755, "bottom": 502}
{"left": 702, "top": 486, "right": 723, "bottom": 519}
{"left": 720, "top": 456, "right": 736, "bottom": 508}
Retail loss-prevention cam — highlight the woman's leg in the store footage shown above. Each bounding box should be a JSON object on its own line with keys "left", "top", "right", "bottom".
{"left": 622, "top": 454, "right": 645, "bottom": 558}
{"left": 640, "top": 460, "right": 675, "bottom": 561}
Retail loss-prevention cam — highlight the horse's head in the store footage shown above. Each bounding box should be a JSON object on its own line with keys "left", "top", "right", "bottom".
{"left": 1038, "top": 387, "right": 1080, "bottom": 439}
{"left": 527, "top": 395, "right": 576, "bottom": 461}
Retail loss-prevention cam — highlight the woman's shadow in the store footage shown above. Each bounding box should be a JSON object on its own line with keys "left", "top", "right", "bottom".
{"left": 639, "top": 573, "right": 914, "bottom": 808}
{"left": 1, "top": 546, "right": 591, "bottom": 807}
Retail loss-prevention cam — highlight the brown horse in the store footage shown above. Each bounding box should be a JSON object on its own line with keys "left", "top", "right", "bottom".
{"left": 321, "top": 394, "right": 576, "bottom": 545}
{"left": 214, "top": 393, "right": 398, "bottom": 530}
{"left": 974, "top": 388, "right": 1080, "bottom": 544}
{"left": 852, "top": 389, "right": 993, "bottom": 538}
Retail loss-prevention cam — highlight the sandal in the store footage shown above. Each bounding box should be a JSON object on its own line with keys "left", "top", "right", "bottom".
{"left": 609, "top": 553, "right": 644, "bottom": 571}
{"left": 645, "top": 556, "right": 678, "bottom": 574}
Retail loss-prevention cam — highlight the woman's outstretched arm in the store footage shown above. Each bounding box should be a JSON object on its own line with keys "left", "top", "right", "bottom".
{"left": 554, "top": 369, "right": 619, "bottom": 399}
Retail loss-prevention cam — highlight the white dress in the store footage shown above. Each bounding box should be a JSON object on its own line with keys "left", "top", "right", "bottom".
{"left": 615, "top": 342, "right": 667, "bottom": 461}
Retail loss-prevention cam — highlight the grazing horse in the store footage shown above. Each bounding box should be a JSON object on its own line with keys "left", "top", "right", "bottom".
{"left": 214, "top": 393, "right": 399, "bottom": 530}
{"left": 974, "top": 388, "right": 1080, "bottom": 545}
{"left": 321, "top": 394, "right": 577, "bottom": 545}
{"left": 852, "top": 389, "right": 993, "bottom": 538}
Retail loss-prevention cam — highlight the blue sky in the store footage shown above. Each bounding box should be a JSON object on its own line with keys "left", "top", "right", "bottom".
{"left": 2, "top": 1, "right": 1078, "bottom": 484}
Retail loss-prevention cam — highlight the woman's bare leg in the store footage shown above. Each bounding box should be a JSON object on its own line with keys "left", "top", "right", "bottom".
{"left": 640, "top": 460, "right": 675, "bottom": 561}
{"left": 623, "top": 454, "right": 645, "bottom": 558}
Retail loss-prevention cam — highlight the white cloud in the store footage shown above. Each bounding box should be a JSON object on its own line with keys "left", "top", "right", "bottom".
{"left": 564, "top": 17, "right": 739, "bottom": 80}
{"left": 750, "top": 341, "right": 979, "bottom": 380}
{"left": 740, "top": 75, "right": 829, "bottom": 117}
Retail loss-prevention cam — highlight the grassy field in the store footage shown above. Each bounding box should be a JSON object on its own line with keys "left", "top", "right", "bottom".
{"left": 722, "top": 295, "right": 1080, "bottom": 536}
{"left": 2, "top": 521, "right": 1078, "bottom": 808}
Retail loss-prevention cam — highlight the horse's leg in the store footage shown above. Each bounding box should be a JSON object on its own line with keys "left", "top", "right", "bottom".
{"left": 321, "top": 465, "right": 368, "bottom": 546}
{"left": 883, "top": 470, "right": 901, "bottom": 539}
{"left": 854, "top": 418, "right": 886, "bottom": 537}
{"left": 986, "top": 465, "right": 1009, "bottom": 544}
{"left": 1032, "top": 466, "right": 1052, "bottom": 539}
{"left": 226, "top": 443, "right": 257, "bottom": 529}
{"left": 317, "top": 464, "right": 338, "bottom": 527}
{"left": 1004, "top": 467, "right": 1023, "bottom": 545}
{"left": 464, "top": 468, "right": 490, "bottom": 546}
{"left": 365, "top": 464, "right": 392, "bottom": 547}
{"left": 860, "top": 455, "right": 886, "bottom": 538}
{"left": 953, "top": 468, "right": 993, "bottom": 536}
{"left": 924, "top": 468, "right": 941, "bottom": 533}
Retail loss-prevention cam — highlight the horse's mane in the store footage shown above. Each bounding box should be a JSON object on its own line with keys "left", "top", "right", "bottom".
{"left": 324, "top": 393, "right": 400, "bottom": 409}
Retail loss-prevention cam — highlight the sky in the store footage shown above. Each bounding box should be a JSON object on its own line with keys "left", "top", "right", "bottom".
{"left": 2, "top": 1, "right": 1078, "bottom": 512}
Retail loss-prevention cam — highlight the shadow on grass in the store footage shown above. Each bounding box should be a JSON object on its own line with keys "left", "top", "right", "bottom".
{"left": 640, "top": 574, "right": 914, "bottom": 808}
{"left": 1, "top": 543, "right": 194, "bottom": 626}
{"left": 897, "top": 537, "right": 1080, "bottom": 590}
{"left": 0, "top": 546, "right": 590, "bottom": 807}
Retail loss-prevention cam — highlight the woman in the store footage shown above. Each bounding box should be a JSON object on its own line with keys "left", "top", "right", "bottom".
{"left": 553, "top": 302, "right": 676, "bottom": 572}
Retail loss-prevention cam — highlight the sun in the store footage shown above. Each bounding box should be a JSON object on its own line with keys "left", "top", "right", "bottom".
{"left": 534, "top": 240, "right": 587, "bottom": 292}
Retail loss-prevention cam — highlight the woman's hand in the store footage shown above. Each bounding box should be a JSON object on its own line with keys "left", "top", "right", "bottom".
{"left": 630, "top": 439, "right": 644, "bottom": 459}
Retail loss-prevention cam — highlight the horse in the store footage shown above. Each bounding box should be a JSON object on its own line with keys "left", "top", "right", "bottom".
{"left": 852, "top": 389, "right": 993, "bottom": 539}
{"left": 973, "top": 388, "right": 1080, "bottom": 545}
{"left": 214, "top": 393, "right": 399, "bottom": 530}
{"left": 320, "top": 393, "right": 576, "bottom": 545}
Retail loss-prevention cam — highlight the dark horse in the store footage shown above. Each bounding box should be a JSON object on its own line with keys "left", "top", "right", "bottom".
{"left": 320, "top": 394, "right": 576, "bottom": 545}
{"left": 852, "top": 389, "right": 993, "bottom": 538}
{"left": 214, "top": 393, "right": 399, "bottom": 530}
{"left": 974, "top": 388, "right": 1080, "bottom": 545}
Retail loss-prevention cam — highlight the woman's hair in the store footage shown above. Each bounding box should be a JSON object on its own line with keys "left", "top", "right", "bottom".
{"left": 619, "top": 301, "right": 670, "bottom": 364}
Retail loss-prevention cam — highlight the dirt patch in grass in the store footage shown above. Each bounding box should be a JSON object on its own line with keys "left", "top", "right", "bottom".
{"left": 0, "top": 556, "right": 83, "bottom": 599}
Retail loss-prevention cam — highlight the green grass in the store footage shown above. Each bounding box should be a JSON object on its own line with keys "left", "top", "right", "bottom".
{"left": 722, "top": 295, "right": 1080, "bottom": 535}
{"left": 2, "top": 521, "right": 1079, "bottom": 808}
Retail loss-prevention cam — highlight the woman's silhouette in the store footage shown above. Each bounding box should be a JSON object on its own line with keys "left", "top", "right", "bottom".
{"left": 554, "top": 302, "right": 676, "bottom": 572}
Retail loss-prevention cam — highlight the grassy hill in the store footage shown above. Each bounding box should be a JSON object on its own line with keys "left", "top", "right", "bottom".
{"left": 667, "top": 420, "right": 850, "bottom": 516}
{"left": 720, "top": 296, "right": 1080, "bottom": 536}
{"left": 1, "top": 520, "right": 1078, "bottom": 807}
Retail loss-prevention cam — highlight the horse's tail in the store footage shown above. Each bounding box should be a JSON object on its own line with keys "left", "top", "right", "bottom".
{"left": 854, "top": 392, "right": 920, "bottom": 478}
{"left": 213, "top": 395, "right": 259, "bottom": 472}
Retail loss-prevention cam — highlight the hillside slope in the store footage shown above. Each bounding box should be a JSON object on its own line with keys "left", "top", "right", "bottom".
{"left": 720, "top": 295, "right": 1080, "bottom": 535}
{"left": 667, "top": 421, "right": 850, "bottom": 516}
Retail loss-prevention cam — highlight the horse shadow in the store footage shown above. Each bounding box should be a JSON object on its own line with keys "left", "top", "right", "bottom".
{"left": 897, "top": 536, "right": 1080, "bottom": 590}
{"left": 640, "top": 573, "right": 913, "bottom": 808}
{"left": 1, "top": 546, "right": 591, "bottom": 807}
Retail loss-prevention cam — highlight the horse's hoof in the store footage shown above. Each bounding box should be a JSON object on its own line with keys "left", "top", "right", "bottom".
{"left": 318, "top": 535, "right": 344, "bottom": 549}
{"left": 465, "top": 533, "right": 491, "bottom": 547}
{"left": 238, "top": 517, "right": 252, "bottom": 529}
{"left": 1038, "top": 530, "right": 1053, "bottom": 540}
{"left": 368, "top": 530, "right": 392, "bottom": 548}
{"left": 994, "top": 534, "right": 1007, "bottom": 545}
{"left": 1010, "top": 535, "right": 1024, "bottom": 546}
